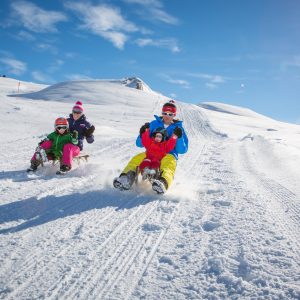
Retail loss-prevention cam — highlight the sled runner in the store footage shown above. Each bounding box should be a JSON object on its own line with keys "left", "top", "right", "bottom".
{"left": 113, "top": 167, "right": 166, "bottom": 194}
{"left": 72, "top": 154, "right": 89, "bottom": 164}
{"left": 35, "top": 147, "right": 48, "bottom": 167}
{"left": 27, "top": 146, "right": 89, "bottom": 174}
{"left": 135, "top": 166, "right": 161, "bottom": 185}
{"left": 55, "top": 154, "right": 89, "bottom": 175}
{"left": 51, "top": 154, "right": 90, "bottom": 166}
{"left": 135, "top": 166, "right": 166, "bottom": 194}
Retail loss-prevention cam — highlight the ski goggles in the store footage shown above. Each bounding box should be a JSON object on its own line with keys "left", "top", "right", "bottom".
{"left": 162, "top": 112, "right": 175, "bottom": 117}
{"left": 56, "top": 126, "right": 68, "bottom": 130}
{"left": 72, "top": 110, "right": 82, "bottom": 114}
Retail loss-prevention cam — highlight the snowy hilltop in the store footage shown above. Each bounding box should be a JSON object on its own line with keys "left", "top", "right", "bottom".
{"left": 0, "top": 77, "right": 300, "bottom": 299}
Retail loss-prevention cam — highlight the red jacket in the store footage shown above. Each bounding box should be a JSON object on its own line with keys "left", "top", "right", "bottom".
{"left": 141, "top": 129, "right": 177, "bottom": 163}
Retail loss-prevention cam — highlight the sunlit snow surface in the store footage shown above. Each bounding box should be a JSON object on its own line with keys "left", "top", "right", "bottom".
{"left": 0, "top": 77, "right": 299, "bottom": 299}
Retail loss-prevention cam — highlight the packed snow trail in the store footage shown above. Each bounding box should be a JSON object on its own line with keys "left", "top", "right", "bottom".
{"left": 0, "top": 78, "right": 299, "bottom": 299}
{"left": 133, "top": 105, "right": 300, "bottom": 299}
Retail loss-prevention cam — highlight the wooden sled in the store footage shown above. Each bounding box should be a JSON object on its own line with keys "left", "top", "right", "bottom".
{"left": 50, "top": 154, "right": 90, "bottom": 166}
{"left": 135, "top": 166, "right": 161, "bottom": 185}
{"left": 35, "top": 146, "right": 90, "bottom": 166}
{"left": 73, "top": 154, "right": 89, "bottom": 165}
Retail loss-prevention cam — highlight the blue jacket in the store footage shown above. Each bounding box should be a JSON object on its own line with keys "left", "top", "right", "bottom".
{"left": 136, "top": 115, "right": 188, "bottom": 160}
{"left": 67, "top": 114, "right": 94, "bottom": 150}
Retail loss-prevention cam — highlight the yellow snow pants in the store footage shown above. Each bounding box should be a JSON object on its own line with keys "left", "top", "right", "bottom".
{"left": 122, "top": 152, "right": 177, "bottom": 189}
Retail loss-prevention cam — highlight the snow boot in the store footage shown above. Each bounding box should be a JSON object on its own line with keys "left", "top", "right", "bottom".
{"left": 141, "top": 167, "right": 150, "bottom": 180}
{"left": 142, "top": 168, "right": 158, "bottom": 181}
{"left": 56, "top": 165, "right": 71, "bottom": 175}
{"left": 113, "top": 171, "right": 136, "bottom": 190}
{"left": 27, "top": 160, "right": 40, "bottom": 172}
{"left": 152, "top": 177, "right": 168, "bottom": 194}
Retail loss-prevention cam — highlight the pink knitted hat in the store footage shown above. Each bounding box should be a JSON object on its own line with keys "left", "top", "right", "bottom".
{"left": 72, "top": 101, "right": 84, "bottom": 112}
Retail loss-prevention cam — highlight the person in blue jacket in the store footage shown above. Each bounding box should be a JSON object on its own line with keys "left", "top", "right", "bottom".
{"left": 114, "top": 100, "right": 188, "bottom": 194}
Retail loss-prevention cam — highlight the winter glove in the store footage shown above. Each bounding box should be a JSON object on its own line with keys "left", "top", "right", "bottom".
{"left": 86, "top": 135, "right": 94, "bottom": 144}
{"left": 85, "top": 125, "right": 95, "bottom": 137}
{"left": 72, "top": 130, "right": 78, "bottom": 139}
{"left": 139, "top": 122, "right": 150, "bottom": 135}
{"left": 173, "top": 127, "right": 182, "bottom": 138}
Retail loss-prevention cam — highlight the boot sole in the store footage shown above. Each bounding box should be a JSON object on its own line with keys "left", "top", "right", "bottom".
{"left": 152, "top": 183, "right": 165, "bottom": 194}
{"left": 113, "top": 179, "right": 130, "bottom": 191}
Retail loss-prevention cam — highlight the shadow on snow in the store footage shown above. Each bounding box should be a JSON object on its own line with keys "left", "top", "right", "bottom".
{"left": 0, "top": 188, "right": 160, "bottom": 234}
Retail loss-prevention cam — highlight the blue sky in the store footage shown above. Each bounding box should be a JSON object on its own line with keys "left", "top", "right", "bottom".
{"left": 0, "top": 0, "right": 299, "bottom": 123}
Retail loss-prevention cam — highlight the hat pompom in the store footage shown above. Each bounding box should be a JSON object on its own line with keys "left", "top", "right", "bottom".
{"left": 72, "top": 101, "right": 84, "bottom": 112}
{"left": 162, "top": 101, "right": 177, "bottom": 114}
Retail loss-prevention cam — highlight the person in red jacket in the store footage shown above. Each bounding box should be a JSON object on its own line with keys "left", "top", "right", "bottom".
{"left": 139, "top": 126, "right": 178, "bottom": 178}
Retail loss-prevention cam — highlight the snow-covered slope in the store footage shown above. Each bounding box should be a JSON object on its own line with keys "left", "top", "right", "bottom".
{"left": 12, "top": 76, "right": 157, "bottom": 103}
{"left": 0, "top": 77, "right": 299, "bottom": 299}
{"left": 0, "top": 77, "right": 48, "bottom": 95}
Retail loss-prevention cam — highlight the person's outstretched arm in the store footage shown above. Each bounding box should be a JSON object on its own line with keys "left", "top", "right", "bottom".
{"left": 141, "top": 128, "right": 152, "bottom": 148}
{"left": 165, "top": 135, "right": 177, "bottom": 153}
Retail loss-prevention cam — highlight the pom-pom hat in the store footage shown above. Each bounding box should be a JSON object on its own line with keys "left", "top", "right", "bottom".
{"left": 72, "top": 101, "right": 84, "bottom": 113}
{"left": 162, "top": 100, "right": 176, "bottom": 114}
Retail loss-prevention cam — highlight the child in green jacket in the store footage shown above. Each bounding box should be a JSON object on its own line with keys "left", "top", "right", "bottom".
{"left": 27, "top": 117, "right": 78, "bottom": 172}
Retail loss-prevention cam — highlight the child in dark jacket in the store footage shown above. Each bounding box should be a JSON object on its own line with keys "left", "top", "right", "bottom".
{"left": 67, "top": 101, "right": 95, "bottom": 151}
{"left": 139, "top": 127, "right": 178, "bottom": 175}
{"left": 27, "top": 117, "right": 78, "bottom": 172}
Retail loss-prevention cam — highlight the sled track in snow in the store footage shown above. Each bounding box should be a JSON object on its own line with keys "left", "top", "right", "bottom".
{"left": 239, "top": 144, "right": 300, "bottom": 257}
{"left": 0, "top": 171, "right": 108, "bottom": 283}
{"left": 174, "top": 141, "right": 300, "bottom": 299}
{"left": 0, "top": 168, "right": 101, "bottom": 231}
{"left": 132, "top": 141, "right": 235, "bottom": 298}
{"left": 0, "top": 140, "right": 136, "bottom": 299}
{"left": 123, "top": 142, "right": 212, "bottom": 299}
{"left": 85, "top": 200, "right": 170, "bottom": 300}
{"left": 48, "top": 195, "right": 162, "bottom": 300}
{"left": 3, "top": 192, "right": 150, "bottom": 300}
{"left": 179, "top": 104, "right": 226, "bottom": 140}
{"left": 50, "top": 138, "right": 210, "bottom": 299}
{"left": 128, "top": 137, "right": 219, "bottom": 299}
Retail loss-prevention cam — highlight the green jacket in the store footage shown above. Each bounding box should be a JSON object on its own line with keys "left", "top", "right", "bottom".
{"left": 47, "top": 131, "right": 78, "bottom": 159}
